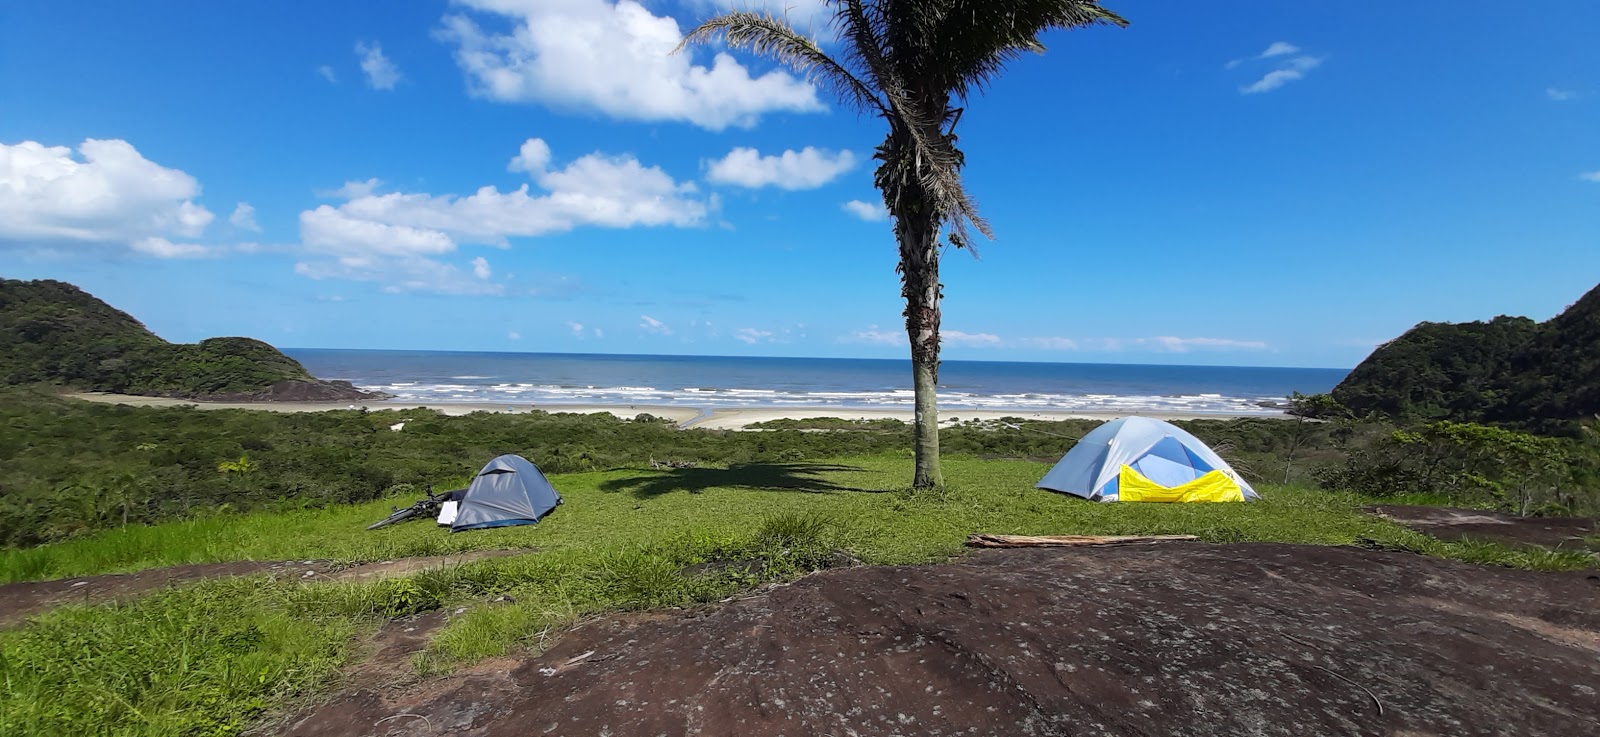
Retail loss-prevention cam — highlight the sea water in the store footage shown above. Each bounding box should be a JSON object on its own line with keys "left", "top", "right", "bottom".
{"left": 288, "top": 349, "right": 1347, "bottom": 416}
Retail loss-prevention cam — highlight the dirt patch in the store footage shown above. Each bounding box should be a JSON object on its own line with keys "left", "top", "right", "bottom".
{"left": 1370, "top": 505, "right": 1599, "bottom": 550}
{"left": 323, "top": 550, "right": 525, "bottom": 583}
{"left": 280, "top": 543, "right": 1600, "bottom": 737}
{"left": 0, "top": 550, "right": 526, "bottom": 628}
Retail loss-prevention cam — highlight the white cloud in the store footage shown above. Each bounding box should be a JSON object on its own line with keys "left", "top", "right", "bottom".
{"left": 356, "top": 41, "right": 401, "bottom": 90}
{"left": 229, "top": 202, "right": 260, "bottom": 232}
{"left": 0, "top": 138, "right": 216, "bottom": 254}
{"left": 594, "top": 327, "right": 604, "bottom": 338}
{"left": 844, "top": 327, "right": 1267, "bottom": 353}
{"left": 1242, "top": 56, "right": 1322, "bottom": 94}
{"left": 1083, "top": 336, "right": 1270, "bottom": 353}
{"left": 320, "top": 178, "right": 382, "bottom": 199}
{"left": 1020, "top": 336, "right": 1080, "bottom": 350}
{"left": 842, "top": 199, "right": 886, "bottom": 221}
{"left": 471, "top": 255, "right": 491, "bottom": 279}
{"left": 640, "top": 314, "right": 670, "bottom": 334}
{"left": 1150, "top": 336, "right": 1268, "bottom": 352}
{"left": 507, "top": 138, "right": 551, "bottom": 174}
{"left": 508, "top": 330, "right": 521, "bottom": 340}
{"left": 294, "top": 138, "right": 708, "bottom": 294}
{"left": 567, "top": 321, "right": 585, "bottom": 338}
{"left": 943, "top": 330, "right": 1000, "bottom": 347}
{"left": 130, "top": 236, "right": 213, "bottom": 259}
{"left": 734, "top": 327, "right": 773, "bottom": 344}
{"left": 1581, "top": 170, "right": 1600, "bottom": 183}
{"left": 1233, "top": 43, "right": 1323, "bottom": 95}
{"left": 1547, "top": 88, "right": 1577, "bottom": 101}
{"left": 706, "top": 147, "right": 855, "bottom": 190}
{"left": 294, "top": 255, "right": 505, "bottom": 296}
{"left": 1228, "top": 41, "right": 1302, "bottom": 69}
{"left": 844, "top": 326, "right": 904, "bottom": 345}
{"left": 694, "top": 0, "right": 832, "bottom": 32}
{"left": 437, "top": 0, "right": 821, "bottom": 130}
{"left": 317, "top": 65, "right": 337, "bottom": 83}
{"left": 1260, "top": 42, "right": 1300, "bottom": 59}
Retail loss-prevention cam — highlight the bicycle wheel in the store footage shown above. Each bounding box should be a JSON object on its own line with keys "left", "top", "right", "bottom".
{"left": 366, "top": 507, "right": 419, "bottom": 530}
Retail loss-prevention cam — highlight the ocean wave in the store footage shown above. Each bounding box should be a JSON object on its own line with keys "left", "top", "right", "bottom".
{"left": 357, "top": 381, "right": 1283, "bottom": 415}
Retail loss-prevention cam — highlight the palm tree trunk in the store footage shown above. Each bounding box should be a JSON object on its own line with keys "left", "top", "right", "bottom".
{"left": 896, "top": 199, "right": 943, "bottom": 489}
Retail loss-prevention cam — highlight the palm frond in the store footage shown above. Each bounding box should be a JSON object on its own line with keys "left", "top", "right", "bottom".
{"left": 931, "top": 0, "right": 1129, "bottom": 99}
{"left": 839, "top": 0, "right": 992, "bottom": 244}
{"left": 675, "top": 11, "right": 884, "bottom": 116}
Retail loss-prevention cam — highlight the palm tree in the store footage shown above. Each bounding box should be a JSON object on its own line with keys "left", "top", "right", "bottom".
{"left": 680, "top": 1, "right": 1127, "bottom": 488}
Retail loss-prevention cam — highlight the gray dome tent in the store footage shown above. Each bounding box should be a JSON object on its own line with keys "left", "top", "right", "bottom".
{"left": 450, "top": 454, "right": 562, "bottom": 532}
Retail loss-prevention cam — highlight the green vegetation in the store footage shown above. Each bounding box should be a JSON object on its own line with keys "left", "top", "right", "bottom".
{"left": 681, "top": 2, "right": 1128, "bottom": 488}
{"left": 1332, "top": 280, "right": 1600, "bottom": 430}
{"left": 0, "top": 278, "right": 366, "bottom": 399}
{"left": 6, "top": 453, "right": 1593, "bottom": 737}
{"left": 1320, "top": 420, "right": 1576, "bottom": 516}
{"left": 2, "top": 385, "right": 1596, "bottom": 736}
{"left": 0, "top": 387, "right": 1325, "bottom": 549}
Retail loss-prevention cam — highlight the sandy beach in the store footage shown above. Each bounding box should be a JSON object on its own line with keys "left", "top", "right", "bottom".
{"left": 67, "top": 392, "right": 1279, "bottom": 429}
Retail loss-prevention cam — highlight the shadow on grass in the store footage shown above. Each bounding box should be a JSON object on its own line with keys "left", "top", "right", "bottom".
{"left": 599, "top": 462, "right": 888, "bottom": 498}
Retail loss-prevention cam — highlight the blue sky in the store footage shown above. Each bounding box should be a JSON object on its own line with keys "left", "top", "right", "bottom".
{"left": 2, "top": 0, "right": 1596, "bottom": 369}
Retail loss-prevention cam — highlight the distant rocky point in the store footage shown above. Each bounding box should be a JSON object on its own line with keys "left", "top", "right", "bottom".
{"left": 0, "top": 278, "right": 387, "bottom": 402}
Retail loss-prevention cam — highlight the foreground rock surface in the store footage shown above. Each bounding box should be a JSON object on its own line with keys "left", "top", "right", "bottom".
{"left": 1369, "top": 504, "right": 1599, "bottom": 551}
{"left": 284, "top": 543, "right": 1600, "bottom": 737}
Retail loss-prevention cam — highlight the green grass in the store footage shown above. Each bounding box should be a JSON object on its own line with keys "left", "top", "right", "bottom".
{"left": 2, "top": 454, "right": 1595, "bottom": 736}
{"left": 0, "top": 455, "right": 1428, "bottom": 583}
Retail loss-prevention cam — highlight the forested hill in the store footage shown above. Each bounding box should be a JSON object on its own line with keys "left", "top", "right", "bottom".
{"left": 1332, "top": 282, "right": 1600, "bottom": 429}
{"left": 0, "top": 279, "right": 378, "bottom": 401}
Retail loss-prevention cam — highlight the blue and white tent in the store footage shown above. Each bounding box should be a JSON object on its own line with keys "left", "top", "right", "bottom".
{"left": 1036, "top": 416, "right": 1259, "bottom": 503}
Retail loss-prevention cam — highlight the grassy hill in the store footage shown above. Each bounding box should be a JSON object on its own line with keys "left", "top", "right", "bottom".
{"left": 0, "top": 278, "right": 376, "bottom": 400}
{"left": 1332, "top": 282, "right": 1600, "bottom": 429}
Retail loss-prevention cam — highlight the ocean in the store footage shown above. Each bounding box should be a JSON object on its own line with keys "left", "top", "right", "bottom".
{"left": 287, "top": 349, "right": 1348, "bottom": 416}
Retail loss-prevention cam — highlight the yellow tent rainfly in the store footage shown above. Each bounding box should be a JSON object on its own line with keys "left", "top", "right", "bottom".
{"left": 1036, "top": 416, "right": 1257, "bottom": 503}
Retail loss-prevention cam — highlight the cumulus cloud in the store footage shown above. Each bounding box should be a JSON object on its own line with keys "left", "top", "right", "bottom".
{"left": 471, "top": 256, "right": 491, "bottom": 279}
{"left": 640, "top": 314, "right": 670, "bottom": 335}
{"left": 1547, "top": 87, "right": 1577, "bottom": 101}
{"left": 436, "top": 0, "right": 821, "bottom": 130}
{"left": 317, "top": 65, "right": 337, "bottom": 83}
{"left": 841, "top": 199, "right": 886, "bottom": 221}
{"left": 294, "top": 138, "right": 709, "bottom": 295}
{"left": 508, "top": 330, "right": 521, "bottom": 340}
{"left": 0, "top": 138, "right": 216, "bottom": 254}
{"left": 706, "top": 147, "right": 855, "bottom": 190}
{"left": 734, "top": 327, "right": 773, "bottom": 344}
{"left": 356, "top": 41, "right": 402, "bottom": 90}
{"left": 229, "top": 202, "right": 260, "bottom": 232}
{"left": 1231, "top": 42, "right": 1323, "bottom": 94}
{"left": 1581, "top": 170, "right": 1600, "bottom": 183}
{"left": 567, "top": 321, "right": 585, "bottom": 338}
